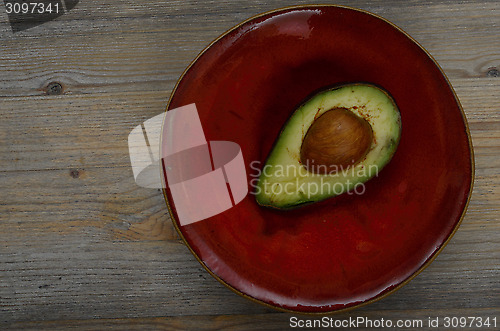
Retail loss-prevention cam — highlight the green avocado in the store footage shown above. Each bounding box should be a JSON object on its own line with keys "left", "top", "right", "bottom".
{"left": 255, "top": 83, "right": 401, "bottom": 209}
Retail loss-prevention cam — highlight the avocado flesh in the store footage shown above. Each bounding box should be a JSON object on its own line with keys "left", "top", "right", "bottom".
{"left": 255, "top": 83, "right": 401, "bottom": 210}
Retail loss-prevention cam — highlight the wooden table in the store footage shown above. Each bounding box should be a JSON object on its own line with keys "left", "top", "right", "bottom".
{"left": 1, "top": 1, "right": 499, "bottom": 329}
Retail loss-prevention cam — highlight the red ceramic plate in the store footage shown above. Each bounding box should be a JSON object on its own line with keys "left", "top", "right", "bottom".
{"left": 162, "top": 5, "right": 474, "bottom": 313}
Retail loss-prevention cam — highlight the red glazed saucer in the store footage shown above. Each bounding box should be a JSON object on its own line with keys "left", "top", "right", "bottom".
{"left": 162, "top": 5, "right": 474, "bottom": 313}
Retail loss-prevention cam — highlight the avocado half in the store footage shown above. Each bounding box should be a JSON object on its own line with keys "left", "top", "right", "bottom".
{"left": 255, "top": 83, "right": 401, "bottom": 209}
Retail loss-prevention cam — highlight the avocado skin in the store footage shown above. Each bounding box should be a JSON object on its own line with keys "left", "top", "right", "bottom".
{"left": 255, "top": 83, "right": 401, "bottom": 210}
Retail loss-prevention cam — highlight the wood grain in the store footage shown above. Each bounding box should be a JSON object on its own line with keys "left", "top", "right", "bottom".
{"left": 1, "top": 0, "right": 499, "bottom": 329}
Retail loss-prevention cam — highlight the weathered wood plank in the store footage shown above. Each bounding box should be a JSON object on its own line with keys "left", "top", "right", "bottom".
{"left": 0, "top": 225, "right": 499, "bottom": 321}
{"left": 0, "top": 82, "right": 497, "bottom": 172}
{"left": 0, "top": 91, "right": 168, "bottom": 172}
{"left": 3, "top": 307, "right": 500, "bottom": 330}
{"left": 0, "top": 1, "right": 498, "bottom": 97}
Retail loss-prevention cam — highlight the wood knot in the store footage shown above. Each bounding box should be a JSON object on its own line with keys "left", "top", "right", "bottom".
{"left": 486, "top": 67, "right": 499, "bottom": 78}
{"left": 46, "top": 82, "right": 63, "bottom": 95}
{"left": 69, "top": 169, "right": 80, "bottom": 178}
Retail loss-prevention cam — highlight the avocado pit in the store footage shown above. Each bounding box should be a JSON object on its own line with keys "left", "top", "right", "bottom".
{"left": 300, "top": 107, "right": 373, "bottom": 174}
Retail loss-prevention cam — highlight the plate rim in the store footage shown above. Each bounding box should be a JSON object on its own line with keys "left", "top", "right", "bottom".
{"left": 160, "top": 4, "right": 475, "bottom": 314}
